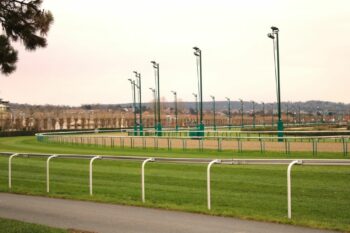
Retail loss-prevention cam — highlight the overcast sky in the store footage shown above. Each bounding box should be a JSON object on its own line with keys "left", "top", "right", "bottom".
{"left": 1, "top": 0, "right": 350, "bottom": 106}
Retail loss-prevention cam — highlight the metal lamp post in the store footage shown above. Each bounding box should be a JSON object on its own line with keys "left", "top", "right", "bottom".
{"left": 298, "top": 104, "right": 301, "bottom": 125}
{"left": 128, "top": 78, "right": 137, "bottom": 135}
{"left": 171, "top": 90, "right": 178, "bottom": 131}
{"left": 262, "top": 102, "right": 265, "bottom": 126}
{"left": 193, "top": 47, "right": 204, "bottom": 136}
{"left": 239, "top": 99, "right": 244, "bottom": 128}
{"left": 192, "top": 93, "right": 198, "bottom": 126}
{"left": 251, "top": 101, "right": 256, "bottom": 128}
{"left": 133, "top": 71, "right": 143, "bottom": 135}
{"left": 149, "top": 88, "right": 157, "bottom": 130}
{"left": 286, "top": 103, "right": 289, "bottom": 126}
{"left": 268, "top": 26, "right": 284, "bottom": 141}
{"left": 271, "top": 104, "right": 274, "bottom": 127}
{"left": 225, "top": 97, "right": 231, "bottom": 129}
{"left": 151, "top": 61, "right": 162, "bottom": 136}
{"left": 210, "top": 95, "right": 216, "bottom": 131}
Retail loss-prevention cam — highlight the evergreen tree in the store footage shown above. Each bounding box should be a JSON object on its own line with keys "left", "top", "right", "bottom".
{"left": 0, "top": 0, "right": 53, "bottom": 74}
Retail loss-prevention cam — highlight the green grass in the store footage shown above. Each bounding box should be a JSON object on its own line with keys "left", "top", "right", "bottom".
{"left": 0, "top": 136, "right": 349, "bottom": 232}
{"left": 0, "top": 217, "right": 67, "bottom": 233}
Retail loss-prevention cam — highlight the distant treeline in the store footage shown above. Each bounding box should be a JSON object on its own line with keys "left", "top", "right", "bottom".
{"left": 8, "top": 100, "right": 350, "bottom": 114}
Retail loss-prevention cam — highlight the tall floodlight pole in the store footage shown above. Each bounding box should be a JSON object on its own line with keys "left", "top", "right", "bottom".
{"left": 210, "top": 95, "right": 216, "bottom": 130}
{"left": 151, "top": 61, "right": 162, "bottom": 136}
{"left": 192, "top": 93, "right": 198, "bottom": 126}
{"left": 128, "top": 78, "right": 137, "bottom": 135}
{"left": 239, "top": 99, "right": 244, "bottom": 128}
{"left": 297, "top": 104, "right": 301, "bottom": 125}
{"left": 262, "top": 102, "right": 265, "bottom": 126}
{"left": 268, "top": 26, "right": 284, "bottom": 141}
{"left": 271, "top": 103, "right": 274, "bottom": 127}
{"left": 193, "top": 47, "right": 204, "bottom": 136}
{"left": 251, "top": 101, "right": 256, "bottom": 128}
{"left": 292, "top": 104, "right": 298, "bottom": 125}
{"left": 134, "top": 71, "right": 143, "bottom": 135}
{"left": 225, "top": 97, "right": 231, "bottom": 129}
{"left": 149, "top": 88, "right": 157, "bottom": 129}
{"left": 316, "top": 106, "right": 321, "bottom": 124}
{"left": 171, "top": 90, "right": 178, "bottom": 131}
{"left": 286, "top": 103, "right": 289, "bottom": 126}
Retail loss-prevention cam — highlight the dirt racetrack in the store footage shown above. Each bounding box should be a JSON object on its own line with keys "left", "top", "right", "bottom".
{"left": 49, "top": 135, "right": 348, "bottom": 153}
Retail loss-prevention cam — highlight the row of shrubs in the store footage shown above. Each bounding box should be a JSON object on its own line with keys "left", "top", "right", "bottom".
{"left": 0, "top": 131, "right": 37, "bottom": 137}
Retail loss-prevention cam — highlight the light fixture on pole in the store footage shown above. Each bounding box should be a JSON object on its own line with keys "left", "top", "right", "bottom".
{"left": 192, "top": 93, "right": 198, "bottom": 126}
{"left": 193, "top": 47, "right": 204, "bottom": 136}
{"left": 262, "top": 102, "right": 265, "bottom": 126}
{"left": 133, "top": 71, "right": 143, "bottom": 135}
{"left": 251, "top": 101, "right": 256, "bottom": 128}
{"left": 239, "top": 99, "right": 244, "bottom": 128}
{"left": 171, "top": 90, "right": 178, "bottom": 131}
{"left": 151, "top": 61, "right": 162, "bottom": 136}
{"left": 298, "top": 104, "right": 301, "bottom": 125}
{"left": 225, "top": 97, "right": 231, "bottom": 129}
{"left": 268, "top": 26, "right": 284, "bottom": 141}
{"left": 149, "top": 88, "right": 157, "bottom": 129}
{"left": 271, "top": 103, "right": 274, "bottom": 127}
{"left": 286, "top": 102, "right": 289, "bottom": 126}
{"left": 210, "top": 95, "right": 216, "bottom": 131}
{"left": 128, "top": 78, "right": 137, "bottom": 135}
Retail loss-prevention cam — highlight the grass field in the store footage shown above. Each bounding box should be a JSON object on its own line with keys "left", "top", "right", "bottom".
{"left": 0, "top": 217, "right": 67, "bottom": 233}
{"left": 0, "top": 136, "right": 350, "bottom": 232}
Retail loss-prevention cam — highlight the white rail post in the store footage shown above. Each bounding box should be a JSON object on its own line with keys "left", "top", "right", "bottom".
{"left": 46, "top": 155, "right": 58, "bottom": 193}
{"left": 141, "top": 158, "right": 155, "bottom": 203}
{"left": 8, "top": 153, "right": 19, "bottom": 189}
{"left": 207, "top": 159, "right": 221, "bottom": 210}
{"left": 287, "top": 160, "right": 302, "bottom": 219}
{"left": 89, "top": 156, "right": 101, "bottom": 196}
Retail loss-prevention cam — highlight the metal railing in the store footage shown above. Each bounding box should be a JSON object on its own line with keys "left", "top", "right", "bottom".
{"left": 36, "top": 129, "right": 350, "bottom": 155}
{"left": 0, "top": 152, "right": 349, "bottom": 219}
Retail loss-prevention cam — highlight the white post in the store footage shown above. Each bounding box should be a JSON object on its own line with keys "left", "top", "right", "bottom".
{"left": 89, "top": 156, "right": 101, "bottom": 196}
{"left": 287, "top": 160, "right": 302, "bottom": 219}
{"left": 207, "top": 159, "right": 221, "bottom": 210}
{"left": 8, "top": 153, "right": 19, "bottom": 189}
{"left": 46, "top": 155, "right": 58, "bottom": 193}
{"left": 142, "top": 158, "right": 155, "bottom": 203}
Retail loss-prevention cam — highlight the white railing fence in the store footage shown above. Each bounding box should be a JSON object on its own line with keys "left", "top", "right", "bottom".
{"left": 1, "top": 152, "right": 349, "bottom": 219}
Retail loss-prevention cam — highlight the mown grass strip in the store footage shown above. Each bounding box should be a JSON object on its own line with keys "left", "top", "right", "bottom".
{"left": 0, "top": 155, "right": 349, "bottom": 232}
{"left": 0, "top": 217, "right": 67, "bottom": 233}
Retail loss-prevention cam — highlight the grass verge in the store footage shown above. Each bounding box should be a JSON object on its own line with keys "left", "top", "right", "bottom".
{"left": 0, "top": 136, "right": 349, "bottom": 232}
{"left": 0, "top": 217, "right": 67, "bottom": 233}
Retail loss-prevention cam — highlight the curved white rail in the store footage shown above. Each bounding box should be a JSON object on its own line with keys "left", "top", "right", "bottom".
{"left": 8, "top": 153, "right": 19, "bottom": 189}
{"left": 89, "top": 156, "right": 101, "bottom": 196}
{"left": 287, "top": 160, "right": 303, "bottom": 219}
{"left": 46, "top": 155, "right": 58, "bottom": 193}
{"left": 142, "top": 158, "right": 155, "bottom": 203}
{"left": 207, "top": 159, "right": 221, "bottom": 210}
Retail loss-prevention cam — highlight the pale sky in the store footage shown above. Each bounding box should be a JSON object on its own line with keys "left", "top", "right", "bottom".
{"left": 1, "top": 0, "right": 350, "bottom": 106}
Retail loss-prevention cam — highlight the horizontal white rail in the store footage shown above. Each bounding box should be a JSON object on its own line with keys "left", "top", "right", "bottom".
{"left": 1, "top": 152, "right": 349, "bottom": 165}
{"left": 1, "top": 152, "right": 349, "bottom": 218}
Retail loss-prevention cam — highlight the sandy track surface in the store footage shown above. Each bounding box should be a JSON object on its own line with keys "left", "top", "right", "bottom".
{"left": 51, "top": 136, "right": 347, "bottom": 153}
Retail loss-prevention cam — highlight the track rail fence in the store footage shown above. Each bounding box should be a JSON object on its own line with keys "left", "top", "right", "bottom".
{"left": 1, "top": 152, "right": 349, "bottom": 219}
{"left": 36, "top": 130, "right": 350, "bottom": 155}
